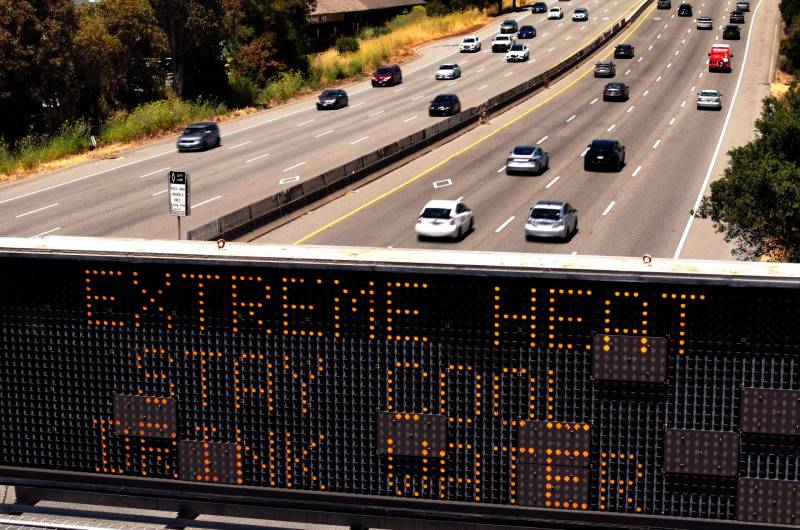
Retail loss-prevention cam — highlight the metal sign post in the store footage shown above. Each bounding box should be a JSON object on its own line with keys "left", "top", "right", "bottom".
{"left": 168, "top": 171, "right": 190, "bottom": 239}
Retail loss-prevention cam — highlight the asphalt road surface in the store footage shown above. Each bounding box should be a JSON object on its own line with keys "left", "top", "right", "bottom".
{"left": 251, "top": 0, "right": 777, "bottom": 262}
{"left": 0, "top": 0, "right": 644, "bottom": 239}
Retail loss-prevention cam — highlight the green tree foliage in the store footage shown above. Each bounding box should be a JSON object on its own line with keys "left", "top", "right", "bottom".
{"left": 225, "top": 0, "right": 314, "bottom": 85}
{"left": 335, "top": 36, "right": 359, "bottom": 54}
{"left": 148, "top": 0, "right": 228, "bottom": 99}
{"left": 780, "top": 0, "right": 800, "bottom": 73}
{"left": 698, "top": 84, "right": 800, "bottom": 260}
{"left": 0, "top": 0, "right": 79, "bottom": 144}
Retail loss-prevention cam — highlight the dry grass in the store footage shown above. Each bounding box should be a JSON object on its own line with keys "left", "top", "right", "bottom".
{"left": 771, "top": 69, "right": 795, "bottom": 98}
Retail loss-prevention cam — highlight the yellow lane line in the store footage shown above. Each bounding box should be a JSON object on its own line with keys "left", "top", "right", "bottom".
{"left": 294, "top": 1, "right": 657, "bottom": 245}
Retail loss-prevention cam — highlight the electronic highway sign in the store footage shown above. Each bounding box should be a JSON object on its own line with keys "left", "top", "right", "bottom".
{"left": 1, "top": 238, "right": 799, "bottom": 528}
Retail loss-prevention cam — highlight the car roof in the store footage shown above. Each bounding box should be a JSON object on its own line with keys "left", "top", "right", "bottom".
{"left": 711, "top": 43, "right": 731, "bottom": 48}
{"left": 423, "top": 199, "right": 461, "bottom": 209}
{"left": 533, "top": 200, "right": 566, "bottom": 208}
{"left": 187, "top": 122, "right": 216, "bottom": 128}
{"left": 438, "top": 63, "right": 456, "bottom": 67}
{"left": 576, "top": 7, "right": 588, "bottom": 10}
{"left": 596, "top": 61, "right": 613, "bottom": 65}
{"left": 520, "top": 24, "right": 534, "bottom": 28}
{"left": 698, "top": 15, "right": 713, "bottom": 18}
{"left": 606, "top": 82, "right": 625, "bottom": 87}
{"left": 433, "top": 93, "right": 457, "bottom": 99}
{"left": 591, "top": 139, "right": 618, "bottom": 146}
{"left": 617, "top": 43, "right": 633, "bottom": 47}
{"left": 700, "top": 89, "right": 720, "bottom": 93}
{"left": 463, "top": 35, "right": 478, "bottom": 39}
{"left": 724, "top": 23, "right": 739, "bottom": 27}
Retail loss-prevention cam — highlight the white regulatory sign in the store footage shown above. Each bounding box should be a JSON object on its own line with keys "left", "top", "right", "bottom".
{"left": 168, "top": 171, "right": 190, "bottom": 217}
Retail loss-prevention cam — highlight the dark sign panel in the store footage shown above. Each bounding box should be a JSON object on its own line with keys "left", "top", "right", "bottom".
{"left": 1, "top": 243, "right": 800, "bottom": 527}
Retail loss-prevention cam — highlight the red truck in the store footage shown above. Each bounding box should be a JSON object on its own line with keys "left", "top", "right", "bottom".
{"left": 708, "top": 44, "right": 733, "bottom": 72}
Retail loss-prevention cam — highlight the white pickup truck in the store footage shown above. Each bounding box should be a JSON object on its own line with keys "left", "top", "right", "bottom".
{"left": 491, "top": 34, "right": 515, "bottom": 52}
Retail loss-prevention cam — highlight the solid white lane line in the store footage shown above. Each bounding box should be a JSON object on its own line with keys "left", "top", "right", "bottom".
{"left": 580, "top": 147, "right": 590, "bottom": 157}
{"left": 295, "top": 119, "right": 315, "bottom": 127}
{"left": 624, "top": 69, "right": 632, "bottom": 75}
{"left": 538, "top": 135, "right": 549, "bottom": 143}
{"left": 369, "top": 110, "right": 385, "bottom": 117}
{"left": 393, "top": 86, "right": 407, "bottom": 92}
{"left": 632, "top": 165, "right": 642, "bottom": 177}
{"left": 653, "top": 139, "right": 661, "bottom": 149}
{"left": 16, "top": 203, "right": 59, "bottom": 218}
{"left": 0, "top": 149, "right": 173, "bottom": 206}
{"left": 279, "top": 176, "right": 300, "bottom": 185}
{"left": 228, "top": 140, "right": 252, "bottom": 150}
{"left": 643, "top": 90, "right": 649, "bottom": 96}
{"left": 478, "top": 84, "right": 489, "bottom": 90}
{"left": 402, "top": 115, "right": 418, "bottom": 123}
{"left": 137, "top": 167, "right": 169, "bottom": 179}
{"left": 152, "top": 189, "right": 168, "bottom": 196}
{"left": 192, "top": 195, "right": 222, "bottom": 208}
{"left": 669, "top": 117, "right": 676, "bottom": 126}
{"left": 31, "top": 227, "right": 61, "bottom": 238}
{"left": 545, "top": 176, "right": 560, "bottom": 188}
{"left": 245, "top": 152, "right": 271, "bottom": 163}
{"left": 675, "top": 0, "right": 764, "bottom": 259}
{"left": 497, "top": 165, "right": 507, "bottom": 173}
{"left": 607, "top": 123, "right": 616, "bottom": 132}
{"left": 350, "top": 136, "right": 369, "bottom": 144}
{"left": 602, "top": 201, "right": 616, "bottom": 216}
{"left": 590, "top": 97, "right": 598, "bottom": 105}
{"left": 495, "top": 216, "right": 515, "bottom": 233}
{"left": 314, "top": 130, "right": 334, "bottom": 138}
{"left": 566, "top": 114, "right": 576, "bottom": 123}
{"left": 282, "top": 161, "right": 307, "bottom": 172}
{"left": 627, "top": 105, "right": 635, "bottom": 113}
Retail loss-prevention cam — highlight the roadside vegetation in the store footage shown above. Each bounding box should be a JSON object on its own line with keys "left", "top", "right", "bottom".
{"left": 0, "top": 0, "right": 513, "bottom": 181}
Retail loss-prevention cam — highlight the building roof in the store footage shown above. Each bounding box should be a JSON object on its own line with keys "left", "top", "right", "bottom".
{"left": 311, "top": 0, "right": 425, "bottom": 16}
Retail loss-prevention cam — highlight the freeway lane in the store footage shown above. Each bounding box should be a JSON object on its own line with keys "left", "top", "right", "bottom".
{"left": 253, "top": 0, "right": 777, "bottom": 260}
{"left": 0, "top": 0, "right": 645, "bottom": 239}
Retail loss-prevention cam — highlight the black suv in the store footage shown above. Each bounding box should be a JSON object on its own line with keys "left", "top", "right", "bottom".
{"left": 603, "top": 82, "right": 630, "bottom": 101}
{"left": 677, "top": 3, "right": 692, "bottom": 16}
{"left": 723, "top": 24, "right": 741, "bottom": 39}
{"left": 371, "top": 64, "right": 402, "bottom": 87}
{"left": 500, "top": 19, "right": 519, "bottom": 33}
{"left": 532, "top": 1, "right": 548, "bottom": 12}
{"left": 177, "top": 122, "right": 220, "bottom": 152}
{"left": 316, "top": 89, "right": 348, "bottom": 110}
{"left": 584, "top": 139, "right": 626, "bottom": 171}
{"left": 429, "top": 94, "right": 461, "bottom": 116}
{"left": 614, "top": 43, "right": 635, "bottom": 58}
{"left": 729, "top": 10, "right": 744, "bottom": 23}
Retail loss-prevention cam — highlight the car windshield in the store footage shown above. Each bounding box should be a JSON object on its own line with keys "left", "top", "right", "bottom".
{"left": 376, "top": 67, "right": 394, "bottom": 75}
{"left": 725, "top": 24, "right": 738, "bottom": 29}
{"left": 700, "top": 91, "right": 718, "bottom": 97}
{"left": 510, "top": 44, "right": 524, "bottom": 51}
{"left": 421, "top": 208, "right": 452, "bottom": 219}
{"left": 320, "top": 90, "right": 338, "bottom": 97}
{"left": 531, "top": 208, "right": 561, "bottom": 220}
{"left": 432, "top": 96, "right": 452, "bottom": 104}
{"left": 576, "top": 8, "right": 587, "bottom": 12}
{"left": 513, "top": 146, "right": 536, "bottom": 155}
{"left": 596, "top": 63, "right": 611, "bottom": 68}
{"left": 182, "top": 127, "right": 205, "bottom": 134}
{"left": 549, "top": 7, "right": 559, "bottom": 11}
{"left": 439, "top": 64, "right": 455, "bottom": 70}
{"left": 591, "top": 141, "right": 615, "bottom": 151}
{"left": 699, "top": 16, "right": 712, "bottom": 20}
{"left": 503, "top": 19, "right": 515, "bottom": 24}
{"left": 618, "top": 44, "right": 631, "bottom": 49}
{"left": 521, "top": 25, "right": 533, "bottom": 30}
{"left": 464, "top": 37, "right": 476, "bottom": 42}
{"left": 606, "top": 83, "right": 622, "bottom": 89}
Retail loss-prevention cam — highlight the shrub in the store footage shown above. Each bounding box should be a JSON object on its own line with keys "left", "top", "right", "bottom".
{"left": 425, "top": 1, "right": 450, "bottom": 17}
{"left": 262, "top": 70, "right": 307, "bottom": 104}
{"left": 335, "top": 36, "right": 360, "bottom": 54}
{"left": 0, "top": 121, "right": 91, "bottom": 178}
{"left": 101, "top": 98, "right": 227, "bottom": 144}
{"left": 228, "top": 74, "right": 261, "bottom": 108}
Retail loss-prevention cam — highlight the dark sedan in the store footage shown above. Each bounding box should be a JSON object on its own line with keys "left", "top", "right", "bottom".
{"left": 500, "top": 19, "right": 519, "bottom": 33}
{"left": 723, "top": 24, "right": 741, "bottom": 39}
{"left": 429, "top": 94, "right": 461, "bottom": 116}
{"left": 532, "top": 1, "right": 548, "bottom": 12}
{"left": 518, "top": 25, "right": 537, "bottom": 38}
{"left": 584, "top": 139, "right": 626, "bottom": 171}
{"left": 614, "top": 43, "right": 635, "bottom": 58}
{"left": 316, "top": 89, "right": 348, "bottom": 110}
{"left": 603, "top": 82, "right": 630, "bottom": 101}
{"left": 730, "top": 9, "right": 745, "bottom": 23}
{"left": 677, "top": 2, "right": 692, "bottom": 16}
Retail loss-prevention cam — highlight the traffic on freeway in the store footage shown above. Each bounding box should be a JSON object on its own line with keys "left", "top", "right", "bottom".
{"left": 0, "top": 0, "right": 643, "bottom": 240}
{"left": 252, "top": 0, "right": 776, "bottom": 262}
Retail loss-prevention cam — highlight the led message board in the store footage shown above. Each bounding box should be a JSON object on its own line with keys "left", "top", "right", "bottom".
{"left": 1, "top": 239, "right": 799, "bottom": 527}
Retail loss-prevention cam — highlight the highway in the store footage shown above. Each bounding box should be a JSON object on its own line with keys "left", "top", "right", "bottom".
{"left": 252, "top": 0, "right": 778, "bottom": 261}
{"left": 0, "top": 0, "right": 645, "bottom": 239}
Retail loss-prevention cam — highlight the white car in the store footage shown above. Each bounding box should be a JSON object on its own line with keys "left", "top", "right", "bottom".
{"left": 548, "top": 6, "right": 564, "bottom": 19}
{"left": 459, "top": 35, "right": 481, "bottom": 52}
{"left": 506, "top": 44, "right": 530, "bottom": 62}
{"left": 415, "top": 199, "right": 474, "bottom": 240}
{"left": 491, "top": 34, "right": 516, "bottom": 52}
{"left": 435, "top": 63, "right": 461, "bottom": 80}
{"left": 572, "top": 7, "right": 589, "bottom": 20}
{"left": 697, "top": 89, "right": 722, "bottom": 110}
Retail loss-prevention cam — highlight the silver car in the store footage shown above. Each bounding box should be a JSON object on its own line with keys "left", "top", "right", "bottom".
{"left": 435, "top": 63, "right": 461, "bottom": 80}
{"left": 525, "top": 200, "right": 578, "bottom": 240}
{"left": 415, "top": 199, "right": 474, "bottom": 240}
{"left": 697, "top": 89, "right": 722, "bottom": 110}
{"left": 506, "top": 145, "right": 549, "bottom": 175}
{"left": 696, "top": 15, "right": 713, "bottom": 29}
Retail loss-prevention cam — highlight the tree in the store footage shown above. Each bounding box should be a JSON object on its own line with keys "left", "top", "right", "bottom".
{"left": 148, "top": 0, "right": 228, "bottom": 99}
{"left": 697, "top": 84, "right": 800, "bottom": 261}
{"left": 0, "top": 0, "right": 79, "bottom": 144}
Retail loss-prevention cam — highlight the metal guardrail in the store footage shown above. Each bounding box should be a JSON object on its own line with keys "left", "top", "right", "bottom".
{"left": 188, "top": 0, "right": 652, "bottom": 241}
